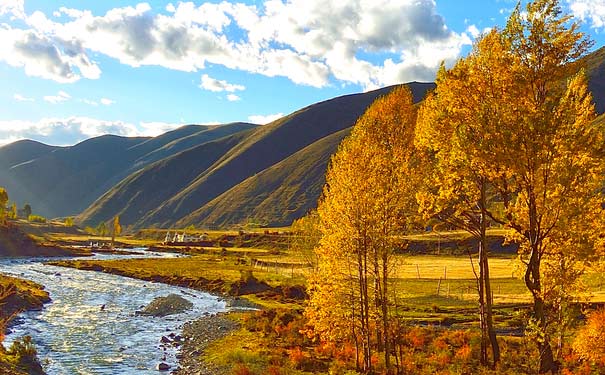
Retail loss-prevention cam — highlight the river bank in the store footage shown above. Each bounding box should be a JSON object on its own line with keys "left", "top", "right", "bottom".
{"left": 172, "top": 313, "right": 239, "bottom": 375}
{"left": 0, "top": 223, "right": 90, "bottom": 258}
{"left": 0, "top": 274, "right": 50, "bottom": 375}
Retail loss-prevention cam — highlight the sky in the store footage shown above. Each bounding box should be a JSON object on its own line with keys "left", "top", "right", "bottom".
{"left": 0, "top": 0, "right": 604, "bottom": 146}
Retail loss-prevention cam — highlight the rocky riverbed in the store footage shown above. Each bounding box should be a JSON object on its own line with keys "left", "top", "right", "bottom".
{"left": 172, "top": 313, "right": 239, "bottom": 375}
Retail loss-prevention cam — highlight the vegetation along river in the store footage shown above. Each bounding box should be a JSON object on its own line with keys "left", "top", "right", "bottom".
{"left": 1, "top": 249, "right": 226, "bottom": 374}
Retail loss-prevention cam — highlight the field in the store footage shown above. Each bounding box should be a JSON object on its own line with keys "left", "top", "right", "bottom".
{"left": 45, "top": 228, "right": 605, "bottom": 373}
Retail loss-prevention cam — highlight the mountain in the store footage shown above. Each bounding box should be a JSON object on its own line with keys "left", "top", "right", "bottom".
{"left": 79, "top": 82, "right": 435, "bottom": 229}
{"left": 180, "top": 128, "right": 351, "bottom": 228}
{"left": 581, "top": 46, "right": 605, "bottom": 114}
{"left": 78, "top": 129, "right": 253, "bottom": 227}
{"left": 0, "top": 123, "right": 257, "bottom": 218}
{"left": 3, "top": 45, "right": 604, "bottom": 229}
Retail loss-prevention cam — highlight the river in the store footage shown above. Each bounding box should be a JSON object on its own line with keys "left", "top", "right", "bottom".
{"left": 1, "top": 249, "right": 226, "bottom": 374}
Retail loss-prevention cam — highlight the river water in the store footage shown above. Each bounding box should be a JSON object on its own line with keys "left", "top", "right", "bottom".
{"left": 1, "top": 249, "right": 226, "bottom": 374}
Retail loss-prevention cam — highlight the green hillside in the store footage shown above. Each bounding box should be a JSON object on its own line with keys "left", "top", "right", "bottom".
{"left": 0, "top": 124, "right": 256, "bottom": 218}
{"left": 182, "top": 128, "right": 351, "bottom": 228}
{"left": 88, "top": 82, "right": 434, "bottom": 229}
{"left": 77, "top": 129, "right": 254, "bottom": 227}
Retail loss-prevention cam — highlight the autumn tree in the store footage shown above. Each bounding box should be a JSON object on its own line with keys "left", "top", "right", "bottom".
{"left": 110, "top": 216, "right": 122, "bottom": 250}
{"left": 488, "top": 1, "right": 603, "bottom": 372}
{"left": 8, "top": 203, "right": 17, "bottom": 220}
{"left": 0, "top": 188, "right": 8, "bottom": 223}
{"left": 64, "top": 217, "right": 74, "bottom": 227}
{"left": 415, "top": 29, "right": 518, "bottom": 367}
{"left": 290, "top": 210, "right": 321, "bottom": 270}
{"left": 22, "top": 204, "right": 31, "bottom": 219}
{"left": 307, "top": 86, "right": 420, "bottom": 373}
{"left": 96, "top": 222, "right": 108, "bottom": 237}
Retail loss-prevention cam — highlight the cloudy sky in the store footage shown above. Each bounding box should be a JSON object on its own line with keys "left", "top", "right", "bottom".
{"left": 0, "top": 0, "right": 604, "bottom": 146}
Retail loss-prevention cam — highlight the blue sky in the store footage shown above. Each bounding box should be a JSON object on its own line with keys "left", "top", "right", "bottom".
{"left": 0, "top": 0, "right": 603, "bottom": 146}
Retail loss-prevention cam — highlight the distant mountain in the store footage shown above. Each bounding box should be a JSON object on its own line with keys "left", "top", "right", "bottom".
{"left": 2, "top": 44, "right": 603, "bottom": 229}
{"left": 78, "top": 129, "right": 253, "bottom": 227}
{"left": 78, "top": 82, "right": 435, "bottom": 229}
{"left": 0, "top": 123, "right": 257, "bottom": 218}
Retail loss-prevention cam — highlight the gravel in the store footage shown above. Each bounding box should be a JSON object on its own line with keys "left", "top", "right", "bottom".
{"left": 171, "top": 312, "right": 239, "bottom": 375}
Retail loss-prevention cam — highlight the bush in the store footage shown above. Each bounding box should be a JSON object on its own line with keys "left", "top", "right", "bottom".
{"left": 573, "top": 309, "right": 605, "bottom": 365}
{"left": 7, "top": 336, "right": 44, "bottom": 374}
{"left": 27, "top": 215, "right": 46, "bottom": 223}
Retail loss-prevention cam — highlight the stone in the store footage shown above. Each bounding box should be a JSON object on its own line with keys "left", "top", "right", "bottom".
{"left": 156, "top": 362, "right": 170, "bottom": 371}
{"left": 138, "top": 294, "right": 193, "bottom": 317}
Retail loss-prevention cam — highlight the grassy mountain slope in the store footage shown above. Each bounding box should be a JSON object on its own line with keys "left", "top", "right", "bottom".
{"left": 127, "top": 82, "right": 434, "bottom": 228}
{"left": 184, "top": 128, "right": 351, "bottom": 228}
{"left": 128, "top": 123, "right": 257, "bottom": 170}
{"left": 581, "top": 46, "right": 605, "bottom": 114}
{"left": 0, "top": 124, "right": 255, "bottom": 218}
{"left": 77, "top": 130, "right": 254, "bottom": 227}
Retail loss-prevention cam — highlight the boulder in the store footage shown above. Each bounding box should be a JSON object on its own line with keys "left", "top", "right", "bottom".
{"left": 137, "top": 294, "right": 193, "bottom": 317}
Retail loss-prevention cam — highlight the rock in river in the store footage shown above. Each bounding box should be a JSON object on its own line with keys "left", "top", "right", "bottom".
{"left": 137, "top": 294, "right": 193, "bottom": 317}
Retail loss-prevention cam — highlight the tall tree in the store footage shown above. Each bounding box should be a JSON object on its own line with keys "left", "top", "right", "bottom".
{"left": 0, "top": 188, "right": 8, "bottom": 224}
{"left": 493, "top": 1, "right": 602, "bottom": 372}
{"left": 111, "top": 216, "right": 122, "bottom": 250}
{"left": 415, "top": 29, "right": 520, "bottom": 366}
{"left": 22, "top": 204, "right": 32, "bottom": 219}
{"left": 307, "top": 86, "right": 420, "bottom": 373}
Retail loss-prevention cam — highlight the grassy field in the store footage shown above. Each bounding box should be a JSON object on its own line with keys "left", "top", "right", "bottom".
{"left": 42, "top": 228, "right": 605, "bottom": 373}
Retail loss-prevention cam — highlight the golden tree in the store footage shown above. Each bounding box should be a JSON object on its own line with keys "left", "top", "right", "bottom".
{"left": 110, "top": 216, "right": 122, "bottom": 250}
{"left": 492, "top": 1, "right": 603, "bottom": 372}
{"left": 0, "top": 188, "right": 8, "bottom": 224}
{"left": 306, "top": 86, "right": 420, "bottom": 373}
{"left": 415, "top": 29, "right": 518, "bottom": 367}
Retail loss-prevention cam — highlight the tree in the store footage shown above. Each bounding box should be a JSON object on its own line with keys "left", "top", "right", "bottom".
{"left": 8, "top": 203, "right": 17, "bottom": 220}
{"left": 415, "top": 29, "right": 518, "bottom": 367}
{"left": 64, "top": 217, "right": 74, "bottom": 227}
{"left": 307, "top": 86, "right": 421, "bottom": 373}
{"left": 22, "top": 204, "right": 32, "bottom": 219}
{"left": 290, "top": 210, "right": 321, "bottom": 270}
{"left": 96, "top": 222, "right": 108, "bottom": 237}
{"left": 0, "top": 187, "right": 8, "bottom": 223}
{"left": 111, "top": 216, "right": 122, "bottom": 250}
{"left": 491, "top": 1, "right": 602, "bottom": 372}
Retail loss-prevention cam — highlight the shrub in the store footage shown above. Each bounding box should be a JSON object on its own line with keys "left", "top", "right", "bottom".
{"left": 28, "top": 215, "right": 46, "bottom": 223}
{"left": 573, "top": 309, "right": 605, "bottom": 365}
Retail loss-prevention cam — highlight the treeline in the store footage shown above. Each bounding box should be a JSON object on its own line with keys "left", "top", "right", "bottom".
{"left": 306, "top": 1, "right": 605, "bottom": 374}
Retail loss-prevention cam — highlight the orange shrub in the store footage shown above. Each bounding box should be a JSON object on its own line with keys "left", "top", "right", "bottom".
{"left": 573, "top": 309, "right": 605, "bottom": 365}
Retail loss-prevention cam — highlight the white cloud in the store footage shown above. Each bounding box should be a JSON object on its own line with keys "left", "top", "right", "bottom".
{"left": 139, "top": 121, "right": 184, "bottom": 136}
{"left": 0, "top": 0, "right": 25, "bottom": 19}
{"left": 248, "top": 113, "right": 283, "bottom": 125}
{"left": 0, "top": 27, "right": 101, "bottom": 82}
{"left": 569, "top": 0, "right": 605, "bottom": 29}
{"left": 200, "top": 74, "right": 245, "bottom": 92}
{"left": 0, "top": 117, "right": 140, "bottom": 146}
{"left": 100, "top": 98, "right": 115, "bottom": 106}
{"left": 226, "top": 94, "right": 241, "bottom": 101}
{"left": 43, "top": 90, "right": 71, "bottom": 104}
{"left": 13, "top": 93, "right": 34, "bottom": 102}
{"left": 81, "top": 98, "right": 98, "bottom": 106}
{"left": 467, "top": 25, "right": 480, "bottom": 38}
{"left": 0, "top": 0, "right": 471, "bottom": 88}
{"left": 0, "top": 118, "right": 194, "bottom": 146}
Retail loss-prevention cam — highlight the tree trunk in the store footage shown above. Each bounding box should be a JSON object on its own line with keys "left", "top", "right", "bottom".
{"left": 479, "top": 181, "right": 500, "bottom": 366}
{"left": 382, "top": 250, "right": 390, "bottom": 372}
{"left": 525, "top": 194, "right": 557, "bottom": 374}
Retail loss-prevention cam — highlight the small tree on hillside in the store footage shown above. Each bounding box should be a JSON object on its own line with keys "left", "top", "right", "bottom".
{"left": 0, "top": 188, "right": 8, "bottom": 224}
{"left": 111, "top": 216, "right": 122, "bottom": 250}
{"left": 96, "top": 222, "right": 108, "bottom": 237}
{"left": 22, "top": 204, "right": 32, "bottom": 219}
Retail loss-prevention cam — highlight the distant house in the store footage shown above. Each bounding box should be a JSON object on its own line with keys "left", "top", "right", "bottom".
{"left": 163, "top": 231, "right": 209, "bottom": 244}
